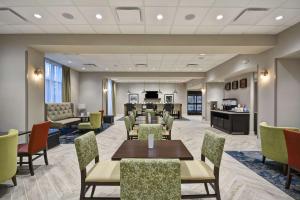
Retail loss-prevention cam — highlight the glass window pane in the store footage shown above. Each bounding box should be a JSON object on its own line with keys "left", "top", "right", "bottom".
{"left": 45, "top": 59, "right": 62, "bottom": 103}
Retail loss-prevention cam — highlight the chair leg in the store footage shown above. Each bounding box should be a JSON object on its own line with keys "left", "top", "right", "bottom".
{"left": 28, "top": 155, "right": 34, "bottom": 176}
{"left": 80, "top": 183, "right": 86, "bottom": 200}
{"left": 19, "top": 156, "right": 23, "bottom": 166}
{"left": 215, "top": 181, "right": 221, "bottom": 200}
{"left": 262, "top": 155, "right": 266, "bottom": 164}
{"left": 11, "top": 174, "right": 17, "bottom": 186}
{"left": 204, "top": 183, "right": 209, "bottom": 194}
{"left": 91, "top": 185, "right": 96, "bottom": 197}
{"left": 43, "top": 149, "right": 49, "bottom": 165}
{"left": 285, "top": 167, "right": 292, "bottom": 189}
{"left": 283, "top": 164, "right": 288, "bottom": 175}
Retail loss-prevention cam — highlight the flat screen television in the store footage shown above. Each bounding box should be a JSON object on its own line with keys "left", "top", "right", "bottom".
{"left": 145, "top": 91, "right": 158, "bottom": 99}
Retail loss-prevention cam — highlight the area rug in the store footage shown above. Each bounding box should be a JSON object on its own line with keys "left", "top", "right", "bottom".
{"left": 59, "top": 123, "right": 111, "bottom": 144}
{"left": 227, "top": 151, "right": 300, "bottom": 200}
{"left": 117, "top": 116, "right": 190, "bottom": 121}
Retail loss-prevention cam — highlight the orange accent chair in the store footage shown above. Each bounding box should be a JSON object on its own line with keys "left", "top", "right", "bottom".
{"left": 18, "top": 121, "right": 50, "bottom": 176}
{"left": 284, "top": 129, "right": 300, "bottom": 189}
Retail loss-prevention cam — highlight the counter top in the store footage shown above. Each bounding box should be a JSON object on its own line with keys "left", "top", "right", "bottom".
{"left": 211, "top": 110, "right": 250, "bottom": 115}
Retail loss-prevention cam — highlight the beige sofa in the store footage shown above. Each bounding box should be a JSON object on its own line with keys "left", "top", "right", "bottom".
{"left": 45, "top": 102, "right": 80, "bottom": 129}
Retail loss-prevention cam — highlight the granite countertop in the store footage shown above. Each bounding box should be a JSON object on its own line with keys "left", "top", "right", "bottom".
{"left": 211, "top": 110, "right": 250, "bottom": 114}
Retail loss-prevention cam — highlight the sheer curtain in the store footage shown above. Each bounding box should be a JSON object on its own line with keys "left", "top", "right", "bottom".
{"left": 45, "top": 59, "right": 62, "bottom": 103}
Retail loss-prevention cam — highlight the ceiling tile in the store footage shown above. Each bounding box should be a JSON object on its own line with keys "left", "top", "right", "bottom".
{"left": 78, "top": 7, "right": 116, "bottom": 25}
{"left": 1, "top": 0, "right": 38, "bottom": 6}
{"left": 179, "top": 0, "right": 215, "bottom": 7}
{"left": 119, "top": 25, "right": 145, "bottom": 34}
{"left": 46, "top": 7, "right": 88, "bottom": 24}
{"left": 0, "top": 25, "right": 20, "bottom": 33}
{"left": 144, "top": 0, "right": 179, "bottom": 6}
{"left": 281, "top": 0, "right": 300, "bottom": 9}
{"left": 247, "top": 0, "right": 286, "bottom": 8}
{"left": 11, "top": 25, "right": 44, "bottom": 33}
{"left": 213, "top": 0, "right": 251, "bottom": 7}
{"left": 220, "top": 25, "right": 250, "bottom": 34}
{"left": 91, "top": 25, "right": 120, "bottom": 33}
{"left": 109, "top": 0, "right": 143, "bottom": 7}
{"left": 65, "top": 25, "right": 95, "bottom": 33}
{"left": 195, "top": 26, "right": 224, "bottom": 34}
{"left": 202, "top": 8, "right": 244, "bottom": 26}
{"left": 73, "top": 0, "right": 109, "bottom": 6}
{"left": 173, "top": 7, "right": 209, "bottom": 26}
{"left": 170, "top": 26, "right": 197, "bottom": 34}
{"left": 36, "top": 0, "right": 73, "bottom": 6}
{"left": 145, "top": 25, "right": 171, "bottom": 34}
{"left": 257, "top": 9, "right": 300, "bottom": 26}
{"left": 145, "top": 7, "right": 176, "bottom": 25}
{"left": 39, "top": 25, "right": 69, "bottom": 33}
{"left": 12, "top": 7, "right": 60, "bottom": 25}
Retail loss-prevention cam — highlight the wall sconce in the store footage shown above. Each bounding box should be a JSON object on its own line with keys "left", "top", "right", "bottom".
{"left": 103, "top": 88, "right": 108, "bottom": 93}
{"left": 201, "top": 88, "right": 206, "bottom": 94}
{"left": 34, "top": 68, "right": 43, "bottom": 80}
{"left": 260, "top": 69, "right": 269, "bottom": 78}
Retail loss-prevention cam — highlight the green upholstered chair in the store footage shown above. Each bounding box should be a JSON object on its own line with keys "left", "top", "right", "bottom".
{"left": 124, "top": 116, "right": 137, "bottom": 140}
{"left": 78, "top": 112, "right": 102, "bottom": 133}
{"left": 120, "top": 159, "right": 181, "bottom": 200}
{"left": 145, "top": 109, "right": 156, "bottom": 117}
{"left": 128, "top": 113, "right": 138, "bottom": 130}
{"left": 162, "top": 111, "right": 170, "bottom": 123}
{"left": 0, "top": 129, "right": 18, "bottom": 186}
{"left": 75, "top": 131, "right": 120, "bottom": 199}
{"left": 163, "top": 116, "right": 174, "bottom": 140}
{"left": 181, "top": 130, "right": 225, "bottom": 200}
{"left": 260, "top": 122, "right": 299, "bottom": 166}
{"left": 138, "top": 124, "right": 163, "bottom": 140}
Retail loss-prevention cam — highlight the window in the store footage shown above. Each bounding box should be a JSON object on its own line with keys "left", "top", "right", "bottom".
{"left": 45, "top": 59, "right": 62, "bottom": 103}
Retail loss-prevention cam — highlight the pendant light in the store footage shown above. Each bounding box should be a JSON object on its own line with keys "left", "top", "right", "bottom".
{"left": 142, "top": 82, "right": 146, "bottom": 93}
{"left": 173, "top": 83, "right": 178, "bottom": 94}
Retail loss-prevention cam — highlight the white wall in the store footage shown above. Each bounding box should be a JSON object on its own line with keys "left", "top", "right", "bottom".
{"left": 116, "top": 82, "right": 187, "bottom": 115}
{"left": 276, "top": 59, "right": 300, "bottom": 127}
{"left": 70, "top": 69, "right": 79, "bottom": 115}
{"left": 205, "top": 82, "right": 224, "bottom": 121}
{"left": 79, "top": 73, "right": 103, "bottom": 113}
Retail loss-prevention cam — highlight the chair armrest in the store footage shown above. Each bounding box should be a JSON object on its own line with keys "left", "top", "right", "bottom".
{"left": 19, "top": 131, "right": 31, "bottom": 136}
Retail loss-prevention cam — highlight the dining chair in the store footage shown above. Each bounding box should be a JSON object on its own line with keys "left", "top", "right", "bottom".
{"left": 120, "top": 159, "right": 181, "bottom": 200}
{"left": 75, "top": 131, "right": 120, "bottom": 199}
{"left": 163, "top": 116, "right": 174, "bottom": 140}
{"left": 0, "top": 129, "right": 18, "bottom": 186}
{"left": 124, "top": 116, "right": 137, "bottom": 140}
{"left": 138, "top": 124, "right": 163, "bottom": 140}
{"left": 18, "top": 121, "right": 50, "bottom": 176}
{"left": 129, "top": 112, "right": 138, "bottom": 130}
{"left": 284, "top": 129, "right": 300, "bottom": 189}
{"left": 181, "top": 130, "right": 225, "bottom": 200}
{"left": 78, "top": 112, "right": 102, "bottom": 133}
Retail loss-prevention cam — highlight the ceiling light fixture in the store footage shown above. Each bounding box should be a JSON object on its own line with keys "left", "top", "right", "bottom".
{"left": 96, "top": 13, "right": 102, "bottom": 20}
{"left": 199, "top": 53, "right": 206, "bottom": 56}
{"left": 105, "top": 67, "right": 108, "bottom": 71}
{"left": 33, "top": 13, "right": 42, "bottom": 19}
{"left": 156, "top": 14, "right": 163, "bottom": 21}
{"left": 62, "top": 12, "right": 74, "bottom": 20}
{"left": 185, "top": 14, "right": 195, "bottom": 20}
{"left": 275, "top": 15, "right": 283, "bottom": 21}
{"left": 68, "top": 60, "right": 72, "bottom": 64}
{"left": 82, "top": 67, "right": 86, "bottom": 70}
{"left": 216, "top": 14, "right": 223, "bottom": 20}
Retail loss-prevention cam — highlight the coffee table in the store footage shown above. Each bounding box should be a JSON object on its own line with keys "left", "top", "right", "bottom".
{"left": 111, "top": 140, "right": 193, "bottom": 160}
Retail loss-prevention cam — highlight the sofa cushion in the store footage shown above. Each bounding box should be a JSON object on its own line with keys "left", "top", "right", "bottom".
{"left": 180, "top": 160, "right": 215, "bottom": 181}
{"left": 46, "top": 103, "right": 74, "bottom": 121}
{"left": 50, "top": 118, "right": 80, "bottom": 129}
{"left": 85, "top": 161, "right": 120, "bottom": 183}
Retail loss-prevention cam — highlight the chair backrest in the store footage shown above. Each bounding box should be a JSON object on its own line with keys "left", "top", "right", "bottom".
{"left": 145, "top": 109, "right": 155, "bottom": 116}
{"left": 284, "top": 129, "right": 300, "bottom": 170}
{"left": 0, "top": 129, "right": 18, "bottom": 183}
{"left": 124, "top": 116, "right": 132, "bottom": 132}
{"left": 120, "top": 159, "right": 181, "bottom": 200}
{"left": 129, "top": 113, "right": 135, "bottom": 127}
{"left": 89, "top": 112, "right": 101, "bottom": 129}
{"left": 163, "top": 111, "right": 170, "bottom": 122}
{"left": 138, "top": 124, "right": 163, "bottom": 140}
{"left": 166, "top": 116, "right": 174, "bottom": 131}
{"left": 28, "top": 121, "right": 50, "bottom": 154}
{"left": 201, "top": 130, "right": 225, "bottom": 168}
{"left": 45, "top": 102, "right": 74, "bottom": 121}
{"left": 75, "top": 131, "right": 99, "bottom": 171}
{"left": 259, "top": 122, "right": 298, "bottom": 164}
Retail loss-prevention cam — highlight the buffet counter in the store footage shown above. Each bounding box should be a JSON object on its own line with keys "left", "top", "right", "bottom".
{"left": 210, "top": 110, "right": 249, "bottom": 135}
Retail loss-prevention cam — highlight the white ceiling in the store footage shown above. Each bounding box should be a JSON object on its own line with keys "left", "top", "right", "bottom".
{"left": 0, "top": 0, "right": 300, "bottom": 34}
{"left": 110, "top": 77, "right": 198, "bottom": 83}
{"left": 45, "top": 53, "right": 237, "bottom": 72}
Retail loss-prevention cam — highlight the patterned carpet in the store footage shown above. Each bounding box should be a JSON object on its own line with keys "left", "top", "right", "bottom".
{"left": 227, "top": 151, "right": 300, "bottom": 200}
{"left": 117, "top": 116, "right": 190, "bottom": 121}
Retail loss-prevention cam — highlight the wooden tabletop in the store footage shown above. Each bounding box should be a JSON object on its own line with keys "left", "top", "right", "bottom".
{"left": 111, "top": 140, "right": 193, "bottom": 160}
{"left": 134, "top": 116, "right": 165, "bottom": 125}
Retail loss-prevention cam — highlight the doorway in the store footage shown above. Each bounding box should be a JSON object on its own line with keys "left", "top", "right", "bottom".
{"left": 187, "top": 91, "right": 202, "bottom": 115}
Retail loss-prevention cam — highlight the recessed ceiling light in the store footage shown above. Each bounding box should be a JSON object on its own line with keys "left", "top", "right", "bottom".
{"left": 68, "top": 60, "right": 72, "bottom": 64}
{"left": 96, "top": 13, "right": 102, "bottom": 20}
{"left": 275, "top": 15, "right": 283, "bottom": 21}
{"left": 105, "top": 67, "right": 108, "bottom": 71}
{"left": 199, "top": 53, "right": 206, "bottom": 56}
{"left": 62, "top": 12, "right": 74, "bottom": 20}
{"left": 216, "top": 14, "right": 223, "bottom": 20}
{"left": 82, "top": 67, "right": 86, "bottom": 70}
{"left": 156, "top": 14, "right": 163, "bottom": 21}
{"left": 33, "top": 13, "right": 42, "bottom": 19}
{"left": 185, "top": 14, "right": 195, "bottom": 20}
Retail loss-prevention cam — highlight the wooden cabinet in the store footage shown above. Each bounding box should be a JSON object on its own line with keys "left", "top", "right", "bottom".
{"left": 211, "top": 111, "right": 249, "bottom": 135}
